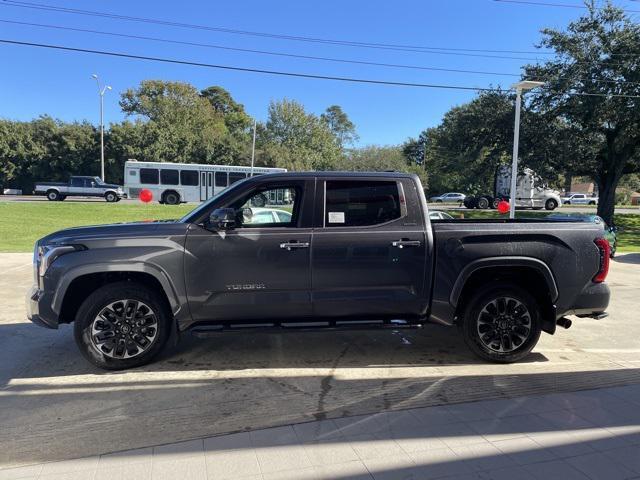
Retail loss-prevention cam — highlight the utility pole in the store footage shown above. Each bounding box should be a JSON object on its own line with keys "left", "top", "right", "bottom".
{"left": 250, "top": 119, "right": 257, "bottom": 176}
{"left": 91, "top": 74, "right": 111, "bottom": 181}
{"left": 509, "top": 81, "right": 544, "bottom": 219}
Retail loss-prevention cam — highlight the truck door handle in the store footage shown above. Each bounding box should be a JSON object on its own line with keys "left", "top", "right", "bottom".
{"left": 280, "top": 241, "right": 310, "bottom": 251}
{"left": 391, "top": 239, "right": 421, "bottom": 249}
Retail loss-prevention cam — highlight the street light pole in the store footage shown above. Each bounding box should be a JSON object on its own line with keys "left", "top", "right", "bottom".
{"left": 250, "top": 119, "right": 257, "bottom": 176}
{"left": 509, "top": 80, "right": 545, "bottom": 219}
{"left": 92, "top": 74, "right": 111, "bottom": 182}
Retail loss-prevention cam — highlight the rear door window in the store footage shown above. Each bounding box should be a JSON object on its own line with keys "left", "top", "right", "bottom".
{"left": 324, "top": 180, "right": 403, "bottom": 227}
{"left": 215, "top": 172, "right": 228, "bottom": 187}
{"left": 180, "top": 170, "right": 198, "bottom": 186}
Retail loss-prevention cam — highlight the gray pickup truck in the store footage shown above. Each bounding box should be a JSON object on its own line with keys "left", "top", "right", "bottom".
{"left": 27, "top": 172, "right": 610, "bottom": 369}
{"left": 34, "top": 176, "right": 125, "bottom": 202}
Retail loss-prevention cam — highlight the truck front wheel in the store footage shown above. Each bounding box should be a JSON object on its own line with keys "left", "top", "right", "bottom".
{"left": 74, "top": 282, "right": 171, "bottom": 370}
{"left": 459, "top": 283, "right": 542, "bottom": 363}
{"left": 545, "top": 199, "right": 558, "bottom": 210}
{"left": 105, "top": 192, "right": 118, "bottom": 203}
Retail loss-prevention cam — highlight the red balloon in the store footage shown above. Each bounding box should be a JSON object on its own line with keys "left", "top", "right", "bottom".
{"left": 139, "top": 189, "right": 153, "bottom": 203}
{"left": 497, "top": 200, "right": 510, "bottom": 214}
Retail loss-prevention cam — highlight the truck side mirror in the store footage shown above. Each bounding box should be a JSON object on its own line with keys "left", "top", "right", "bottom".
{"left": 208, "top": 208, "right": 236, "bottom": 230}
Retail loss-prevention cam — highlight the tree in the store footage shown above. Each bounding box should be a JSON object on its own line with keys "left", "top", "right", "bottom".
{"left": 321, "top": 105, "right": 358, "bottom": 147}
{"left": 340, "top": 145, "right": 428, "bottom": 188}
{"left": 259, "top": 99, "right": 344, "bottom": 171}
{"left": 403, "top": 89, "right": 585, "bottom": 196}
{"left": 525, "top": 1, "right": 640, "bottom": 224}
{"left": 120, "top": 80, "right": 227, "bottom": 163}
{"left": 200, "top": 86, "right": 253, "bottom": 165}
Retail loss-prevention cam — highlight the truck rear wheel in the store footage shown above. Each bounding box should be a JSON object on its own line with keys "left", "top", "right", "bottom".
{"left": 477, "top": 197, "right": 490, "bottom": 209}
{"left": 46, "top": 190, "right": 60, "bottom": 201}
{"left": 74, "top": 282, "right": 171, "bottom": 370}
{"left": 459, "top": 282, "right": 541, "bottom": 363}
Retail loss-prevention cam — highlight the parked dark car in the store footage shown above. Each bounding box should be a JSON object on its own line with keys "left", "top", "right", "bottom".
{"left": 27, "top": 172, "right": 610, "bottom": 369}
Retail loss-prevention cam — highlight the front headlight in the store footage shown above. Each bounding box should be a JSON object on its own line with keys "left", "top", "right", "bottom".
{"left": 37, "top": 244, "right": 85, "bottom": 277}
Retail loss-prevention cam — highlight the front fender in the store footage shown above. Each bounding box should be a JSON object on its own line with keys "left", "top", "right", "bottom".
{"left": 50, "top": 261, "right": 181, "bottom": 316}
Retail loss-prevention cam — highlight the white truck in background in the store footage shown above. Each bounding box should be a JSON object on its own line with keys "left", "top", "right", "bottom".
{"left": 464, "top": 166, "right": 562, "bottom": 211}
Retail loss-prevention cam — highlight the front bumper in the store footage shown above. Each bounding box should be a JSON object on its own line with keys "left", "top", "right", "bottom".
{"left": 26, "top": 285, "right": 59, "bottom": 329}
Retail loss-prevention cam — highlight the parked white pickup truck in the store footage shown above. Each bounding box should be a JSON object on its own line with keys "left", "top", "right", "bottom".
{"left": 34, "top": 176, "right": 125, "bottom": 202}
{"left": 562, "top": 193, "right": 598, "bottom": 205}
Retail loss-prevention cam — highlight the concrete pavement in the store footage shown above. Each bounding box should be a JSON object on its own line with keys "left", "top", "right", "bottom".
{"left": 0, "top": 384, "right": 638, "bottom": 479}
{"left": 1, "top": 253, "right": 639, "bottom": 470}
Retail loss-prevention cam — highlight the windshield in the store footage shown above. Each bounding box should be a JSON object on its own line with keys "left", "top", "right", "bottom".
{"left": 94, "top": 177, "right": 105, "bottom": 185}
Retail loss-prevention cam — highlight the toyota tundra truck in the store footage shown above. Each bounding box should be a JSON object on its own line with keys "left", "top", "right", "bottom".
{"left": 27, "top": 172, "right": 611, "bottom": 369}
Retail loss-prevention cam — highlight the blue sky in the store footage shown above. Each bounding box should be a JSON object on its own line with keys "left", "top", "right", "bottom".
{"left": 0, "top": 0, "right": 636, "bottom": 145}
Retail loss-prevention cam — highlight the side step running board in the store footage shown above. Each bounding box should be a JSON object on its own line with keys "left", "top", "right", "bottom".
{"left": 189, "top": 320, "right": 423, "bottom": 338}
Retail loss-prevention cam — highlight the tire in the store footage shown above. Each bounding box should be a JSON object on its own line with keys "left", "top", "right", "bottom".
{"left": 459, "top": 282, "right": 542, "bottom": 363}
{"left": 46, "top": 190, "right": 60, "bottom": 201}
{"left": 74, "top": 282, "right": 171, "bottom": 370}
{"left": 564, "top": 201, "right": 571, "bottom": 205}
{"left": 163, "top": 191, "right": 180, "bottom": 205}
{"left": 105, "top": 192, "right": 118, "bottom": 203}
{"left": 589, "top": 201, "right": 596, "bottom": 205}
{"left": 463, "top": 197, "right": 477, "bottom": 209}
{"left": 477, "top": 197, "right": 490, "bottom": 209}
{"left": 436, "top": 199, "right": 443, "bottom": 203}
{"left": 59, "top": 195, "right": 66, "bottom": 201}
{"left": 545, "top": 199, "right": 558, "bottom": 210}
{"left": 492, "top": 198, "right": 501, "bottom": 209}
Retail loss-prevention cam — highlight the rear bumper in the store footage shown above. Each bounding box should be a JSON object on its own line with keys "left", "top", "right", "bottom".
{"left": 561, "top": 282, "right": 610, "bottom": 318}
{"left": 26, "top": 285, "right": 59, "bottom": 329}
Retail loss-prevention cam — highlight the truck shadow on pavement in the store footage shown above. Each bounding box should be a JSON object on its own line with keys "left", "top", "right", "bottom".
{"left": 0, "top": 322, "right": 548, "bottom": 382}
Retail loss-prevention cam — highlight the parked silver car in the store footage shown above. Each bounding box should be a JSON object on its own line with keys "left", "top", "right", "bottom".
{"left": 429, "top": 192, "right": 466, "bottom": 203}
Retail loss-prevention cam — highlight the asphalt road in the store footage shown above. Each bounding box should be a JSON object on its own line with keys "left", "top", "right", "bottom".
{"left": 1, "top": 253, "right": 639, "bottom": 468}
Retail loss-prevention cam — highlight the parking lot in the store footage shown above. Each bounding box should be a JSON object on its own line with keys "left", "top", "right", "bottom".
{"left": 1, "top": 252, "right": 639, "bottom": 469}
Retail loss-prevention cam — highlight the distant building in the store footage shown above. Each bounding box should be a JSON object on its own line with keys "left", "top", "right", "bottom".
{"left": 570, "top": 181, "right": 596, "bottom": 195}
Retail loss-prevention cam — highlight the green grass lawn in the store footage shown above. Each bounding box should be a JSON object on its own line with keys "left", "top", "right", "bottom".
{"left": 0, "top": 201, "right": 194, "bottom": 252}
{"left": 0, "top": 201, "right": 638, "bottom": 253}
{"left": 443, "top": 209, "right": 640, "bottom": 253}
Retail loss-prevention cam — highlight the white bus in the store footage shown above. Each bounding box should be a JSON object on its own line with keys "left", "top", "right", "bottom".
{"left": 124, "top": 160, "right": 287, "bottom": 204}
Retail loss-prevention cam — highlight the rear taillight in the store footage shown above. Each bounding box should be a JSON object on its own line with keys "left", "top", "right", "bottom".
{"left": 593, "top": 238, "right": 610, "bottom": 283}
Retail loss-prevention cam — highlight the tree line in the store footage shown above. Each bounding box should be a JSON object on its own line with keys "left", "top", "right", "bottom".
{"left": 1, "top": 2, "right": 638, "bottom": 223}
{"left": 0, "top": 81, "right": 427, "bottom": 194}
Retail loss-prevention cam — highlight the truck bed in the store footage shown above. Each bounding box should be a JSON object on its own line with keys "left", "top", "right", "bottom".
{"left": 429, "top": 219, "right": 606, "bottom": 328}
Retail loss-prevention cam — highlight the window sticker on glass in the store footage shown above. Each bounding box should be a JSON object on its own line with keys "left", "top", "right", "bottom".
{"left": 328, "top": 211, "right": 345, "bottom": 224}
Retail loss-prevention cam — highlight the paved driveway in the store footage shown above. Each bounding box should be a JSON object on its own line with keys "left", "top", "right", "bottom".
{"left": 1, "top": 253, "right": 639, "bottom": 468}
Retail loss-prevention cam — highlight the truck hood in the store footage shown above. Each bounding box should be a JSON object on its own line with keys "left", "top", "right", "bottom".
{"left": 39, "top": 220, "right": 188, "bottom": 246}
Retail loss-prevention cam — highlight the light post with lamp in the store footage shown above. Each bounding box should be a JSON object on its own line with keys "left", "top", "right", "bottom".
{"left": 91, "top": 74, "right": 111, "bottom": 182}
{"left": 509, "top": 80, "right": 545, "bottom": 219}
